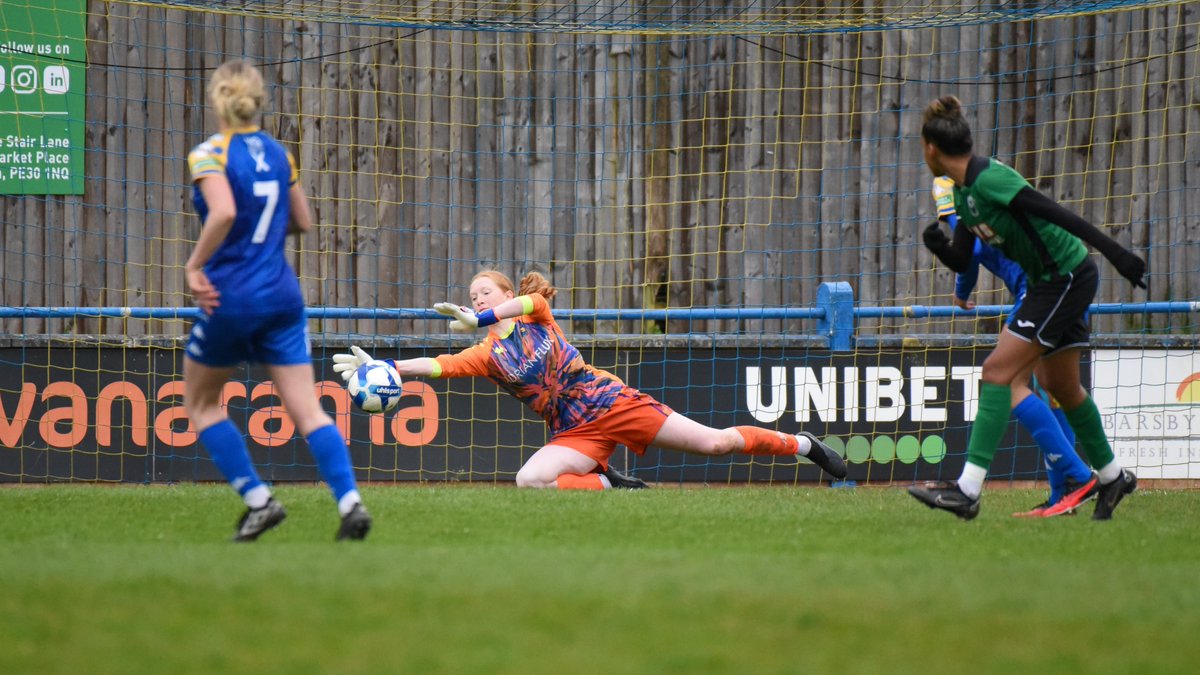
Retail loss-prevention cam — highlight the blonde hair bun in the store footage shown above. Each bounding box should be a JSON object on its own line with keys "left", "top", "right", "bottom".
{"left": 209, "top": 60, "right": 265, "bottom": 126}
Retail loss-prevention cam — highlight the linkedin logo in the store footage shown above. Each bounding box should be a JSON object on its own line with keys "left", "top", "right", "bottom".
{"left": 0, "top": 65, "right": 70, "bottom": 94}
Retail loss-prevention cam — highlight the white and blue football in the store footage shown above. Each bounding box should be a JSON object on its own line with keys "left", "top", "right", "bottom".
{"left": 347, "top": 360, "right": 403, "bottom": 413}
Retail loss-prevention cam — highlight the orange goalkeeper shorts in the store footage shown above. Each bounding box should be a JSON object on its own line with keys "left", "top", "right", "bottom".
{"left": 547, "top": 391, "right": 673, "bottom": 469}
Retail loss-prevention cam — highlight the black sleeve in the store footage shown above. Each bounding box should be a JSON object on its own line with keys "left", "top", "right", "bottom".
{"left": 1008, "top": 187, "right": 1127, "bottom": 262}
{"left": 924, "top": 220, "right": 976, "bottom": 273}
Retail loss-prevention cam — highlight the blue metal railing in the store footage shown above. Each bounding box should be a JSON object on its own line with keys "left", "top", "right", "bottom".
{"left": 853, "top": 302, "right": 1200, "bottom": 318}
{"left": 2, "top": 281, "right": 1197, "bottom": 351}
{"left": 0, "top": 306, "right": 826, "bottom": 320}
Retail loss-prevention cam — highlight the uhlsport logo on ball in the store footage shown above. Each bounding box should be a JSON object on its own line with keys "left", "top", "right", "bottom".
{"left": 347, "top": 360, "right": 403, "bottom": 413}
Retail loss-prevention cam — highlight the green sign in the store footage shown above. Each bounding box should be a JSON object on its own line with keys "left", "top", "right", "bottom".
{"left": 0, "top": 0, "right": 86, "bottom": 195}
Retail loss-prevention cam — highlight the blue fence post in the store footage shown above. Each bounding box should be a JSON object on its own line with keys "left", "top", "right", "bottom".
{"left": 817, "top": 282, "right": 854, "bottom": 351}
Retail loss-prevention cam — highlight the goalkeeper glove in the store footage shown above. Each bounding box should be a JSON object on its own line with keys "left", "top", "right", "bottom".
{"left": 332, "top": 345, "right": 375, "bottom": 382}
{"left": 932, "top": 176, "right": 957, "bottom": 221}
{"left": 433, "top": 302, "right": 480, "bottom": 332}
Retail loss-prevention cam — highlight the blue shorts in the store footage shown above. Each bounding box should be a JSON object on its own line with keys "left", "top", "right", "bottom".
{"left": 185, "top": 306, "right": 311, "bottom": 367}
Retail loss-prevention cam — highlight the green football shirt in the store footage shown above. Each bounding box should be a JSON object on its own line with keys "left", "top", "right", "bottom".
{"left": 953, "top": 159, "right": 1088, "bottom": 284}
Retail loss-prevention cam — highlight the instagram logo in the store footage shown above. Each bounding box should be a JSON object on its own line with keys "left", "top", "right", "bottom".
{"left": 43, "top": 66, "right": 69, "bottom": 94}
{"left": 10, "top": 65, "right": 37, "bottom": 94}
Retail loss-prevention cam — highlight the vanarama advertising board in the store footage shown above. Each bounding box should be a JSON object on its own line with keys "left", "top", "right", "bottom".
{"left": 0, "top": 0, "right": 86, "bottom": 195}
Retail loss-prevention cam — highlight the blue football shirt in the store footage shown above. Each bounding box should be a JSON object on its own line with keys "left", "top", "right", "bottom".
{"left": 187, "top": 128, "right": 304, "bottom": 315}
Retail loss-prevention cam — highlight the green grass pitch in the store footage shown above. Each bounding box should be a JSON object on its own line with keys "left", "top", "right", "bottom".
{"left": 2, "top": 484, "right": 1197, "bottom": 674}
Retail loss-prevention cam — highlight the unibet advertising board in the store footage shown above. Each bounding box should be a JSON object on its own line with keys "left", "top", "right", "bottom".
{"left": 0, "top": 0, "right": 86, "bottom": 195}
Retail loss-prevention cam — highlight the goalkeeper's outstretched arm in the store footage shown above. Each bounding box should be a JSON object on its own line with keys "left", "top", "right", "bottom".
{"left": 487, "top": 295, "right": 538, "bottom": 322}
{"left": 433, "top": 295, "right": 539, "bottom": 331}
{"left": 332, "top": 342, "right": 493, "bottom": 381}
{"left": 332, "top": 345, "right": 439, "bottom": 380}
{"left": 389, "top": 357, "right": 439, "bottom": 378}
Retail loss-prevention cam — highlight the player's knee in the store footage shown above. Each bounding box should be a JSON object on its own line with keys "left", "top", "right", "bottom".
{"left": 183, "top": 397, "right": 222, "bottom": 427}
{"left": 1047, "top": 383, "right": 1087, "bottom": 409}
{"left": 699, "top": 430, "right": 740, "bottom": 456}
{"left": 515, "top": 466, "right": 554, "bottom": 488}
{"left": 980, "top": 360, "right": 1014, "bottom": 385}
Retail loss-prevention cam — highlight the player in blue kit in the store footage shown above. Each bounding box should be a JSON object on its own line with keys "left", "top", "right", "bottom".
{"left": 933, "top": 176, "right": 1097, "bottom": 517}
{"left": 183, "top": 60, "right": 371, "bottom": 541}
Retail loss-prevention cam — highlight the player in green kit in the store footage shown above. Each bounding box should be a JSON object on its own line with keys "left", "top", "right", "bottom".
{"left": 909, "top": 95, "right": 1146, "bottom": 520}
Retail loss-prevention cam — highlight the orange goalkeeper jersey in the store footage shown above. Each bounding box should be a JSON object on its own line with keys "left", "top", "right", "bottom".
{"left": 431, "top": 294, "right": 630, "bottom": 435}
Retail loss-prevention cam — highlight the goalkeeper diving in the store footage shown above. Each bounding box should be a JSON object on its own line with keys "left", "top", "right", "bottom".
{"left": 334, "top": 270, "right": 847, "bottom": 490}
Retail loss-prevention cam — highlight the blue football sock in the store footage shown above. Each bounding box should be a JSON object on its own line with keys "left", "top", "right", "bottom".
{"left": 1041, "top": 457, "right": 1066, "bottom": 505}
{"left": 1050, "top": 406, "right": 1077, "bottom": 449}
{"left": 1013, "top": 395, "right": 1093, "bottom": 505}
{"left": 1030, "top": 378, "right": 1080, "bottom": 502}
{"left": 306, "top": 424, "right": 359, "bottom": 502}
{"left": 1046, "top": 406, "right": 1083, "bottom": 500}
{"left": 198, "top": 419, "right": 264, "bottom": 497}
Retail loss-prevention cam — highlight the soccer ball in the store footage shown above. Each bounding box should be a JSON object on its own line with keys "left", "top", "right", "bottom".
{"left": 347, "top": 360, "right": 403, "bottom": 413}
